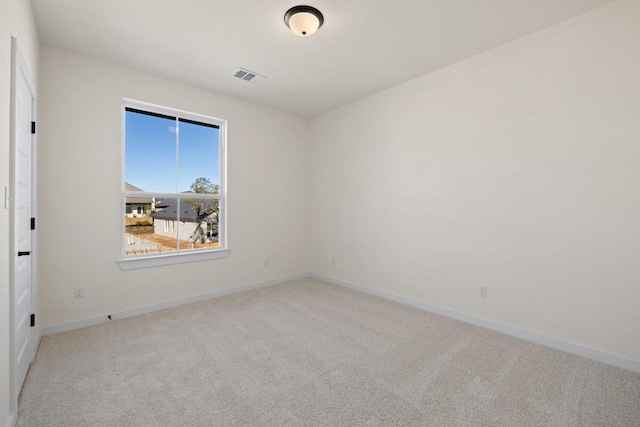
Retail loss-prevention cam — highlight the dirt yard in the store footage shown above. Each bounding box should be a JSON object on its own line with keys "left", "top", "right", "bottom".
{"left": 138, "top": 233, "right": 219, "bottom": 250}
{"left": 125, "top": 232, "right": 219, "bottom": 255}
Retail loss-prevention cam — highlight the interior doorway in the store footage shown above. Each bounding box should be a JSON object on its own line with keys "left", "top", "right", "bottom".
{"left": 10, "top": 36, "right": 37, "bottom": 416}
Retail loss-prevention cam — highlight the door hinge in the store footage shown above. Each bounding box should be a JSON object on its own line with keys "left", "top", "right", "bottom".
{"left": 30, "top": 313, "right": 35, "bottom": 327}
{"left": 31, "top": 217, "right": 35, "bottom": 230}
{"left": 18, "top": 251, "right": 31, "bottom": 256}
{"left": 31, "top": 121, "right": 36, "bottom": 134}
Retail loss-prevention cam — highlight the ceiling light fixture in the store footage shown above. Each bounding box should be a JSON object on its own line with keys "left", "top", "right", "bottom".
{"left": 284, "top": 5, "right": 324, "bottom": 37}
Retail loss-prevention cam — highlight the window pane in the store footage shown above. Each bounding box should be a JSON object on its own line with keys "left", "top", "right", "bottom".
{"left": 121, "top": 102, "right": 226, "bottom": 264}
{"left": 125, "top": 109, "right": 177, "bottom": 193}
{"left": 124, "top": 196, "right": 177, "bottom": 256}
{"left": 175, "top": 197, "right": 220, "bottom": 252}
{"left": 178, "top": 120, "right": 220, "bottom": 193}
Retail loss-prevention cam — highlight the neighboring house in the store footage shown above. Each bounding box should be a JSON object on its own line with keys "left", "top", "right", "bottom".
{"left": 125, "top": 182, "right": 154, "bottom": 218}
{"left": 152, "top": 196, "right": 217, "bottom": 242}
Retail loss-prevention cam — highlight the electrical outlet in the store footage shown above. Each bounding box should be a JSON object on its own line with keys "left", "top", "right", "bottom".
{"left": 264, "top": 259, "right": 269, "bottom": 267}
{"left": 74, "top": 287, "right": 85, "bottom": 298}
{"left": 479, "top": 286, "right": 488, "bottom": 299}
{"left": 331, "top": 257, "right": 336, "bottom": 266}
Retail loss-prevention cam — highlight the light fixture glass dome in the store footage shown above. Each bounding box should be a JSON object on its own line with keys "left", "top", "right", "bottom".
{"left": 285, "top": 6, "right": 324, "bottom": 37}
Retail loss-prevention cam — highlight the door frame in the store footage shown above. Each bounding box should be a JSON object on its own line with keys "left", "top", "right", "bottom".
{"left": 9, "top": 35, "right": 38, "bottom": 417}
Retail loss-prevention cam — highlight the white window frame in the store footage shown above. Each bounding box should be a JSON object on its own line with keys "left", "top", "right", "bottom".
{"left": 117, "top": 99, "right": 229, "bottom": 270}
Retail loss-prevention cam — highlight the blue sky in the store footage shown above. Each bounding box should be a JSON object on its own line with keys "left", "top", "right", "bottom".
{"left": 125, "top": 110, "right": 220, "bottom": 193}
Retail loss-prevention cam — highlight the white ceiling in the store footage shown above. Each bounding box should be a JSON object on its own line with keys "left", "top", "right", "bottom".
{"left": 30, "top": 0, "right": 617, "bottom": 118}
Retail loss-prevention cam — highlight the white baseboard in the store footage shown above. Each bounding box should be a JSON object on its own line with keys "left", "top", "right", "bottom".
{"left": 41, "top": 273, "right": 308, "bottom": 336}
{"left": 310, "top": 272, "right": 640, "bottom": 374}
{"left": 39, "top": 270, "right": 640, "bottom": 374}
{"left": 6, "top": 411, "right": 16, "bottom": 427}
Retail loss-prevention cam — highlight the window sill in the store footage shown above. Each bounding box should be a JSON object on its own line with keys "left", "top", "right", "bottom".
{"left": 117, "top": 248, "right": 230, "bottom": 270}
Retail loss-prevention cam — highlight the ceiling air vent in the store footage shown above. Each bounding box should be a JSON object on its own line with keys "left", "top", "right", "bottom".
{"left": 233, "top": 67, "right": 267, "bottom": 85}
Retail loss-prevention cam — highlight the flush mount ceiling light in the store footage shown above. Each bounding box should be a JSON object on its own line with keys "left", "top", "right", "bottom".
{"left": 284, "top": 5, "right": 324, "bottom": 37}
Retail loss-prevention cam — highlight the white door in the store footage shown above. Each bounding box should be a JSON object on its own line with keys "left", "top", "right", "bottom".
{"left": 12, "top": 38, "right": 35, "bottom": 406}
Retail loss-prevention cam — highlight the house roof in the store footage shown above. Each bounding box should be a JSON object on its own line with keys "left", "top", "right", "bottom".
{"left": 152, "top": 198, "right": 217, "bottom": 223}
{"left": 125, "top": 182, "right": 153, "bottom": 204}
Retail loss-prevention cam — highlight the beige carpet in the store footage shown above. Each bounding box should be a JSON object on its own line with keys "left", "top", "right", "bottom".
{"left": 17, "top": 278, "right": 640, "bottom": 426}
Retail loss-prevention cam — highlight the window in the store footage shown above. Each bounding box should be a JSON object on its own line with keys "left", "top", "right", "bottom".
{"left": 118, "top": 99, "right": 228, "bottom": 270}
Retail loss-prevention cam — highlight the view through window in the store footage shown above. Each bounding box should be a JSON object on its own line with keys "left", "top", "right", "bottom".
{"left": 122, "top": 101, "right": 225, "bottom": 258}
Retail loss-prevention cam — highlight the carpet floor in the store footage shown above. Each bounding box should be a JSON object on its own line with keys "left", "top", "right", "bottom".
{"left": 17, "top": 278, "right": 640, "bottom": 426}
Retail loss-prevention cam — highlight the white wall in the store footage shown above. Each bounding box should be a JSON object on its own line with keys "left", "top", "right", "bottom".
{"left": 38, "top": 46, "right": 308, "bottom": 328}
{"left": 310, "top": 0, "right": 640, "bottom": 363}
{"left": 0, "top": 0, "right": 39, "bottom": 424}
